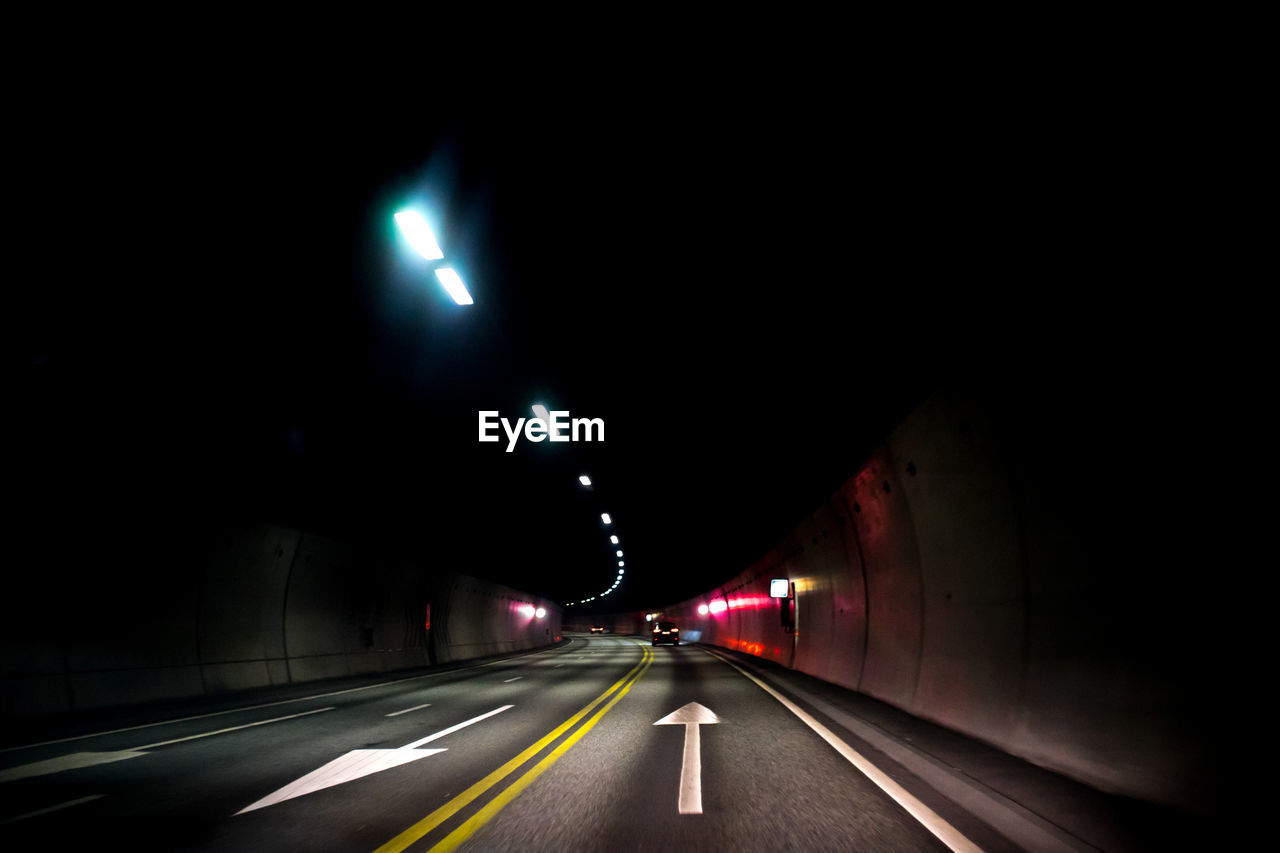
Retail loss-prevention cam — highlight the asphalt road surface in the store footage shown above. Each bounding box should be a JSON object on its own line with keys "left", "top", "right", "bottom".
{"left": 1, "top": 635, "right": 990, "bottom": 852}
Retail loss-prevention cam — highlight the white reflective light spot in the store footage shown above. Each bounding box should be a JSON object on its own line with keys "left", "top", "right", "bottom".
{"left": 601, "top": 513, "right": 612, "bottom": 525}
{"left": 394, "top": 210, "right": 444, "bottom": 260}
{"left": 698, "top": 604, "right": 710, "bottom": 615}
{"left": 434, "top": 268, "right": 473, "bottom": 305}
{"left": 535, "top": 607, "right": 546, "bottom": 619}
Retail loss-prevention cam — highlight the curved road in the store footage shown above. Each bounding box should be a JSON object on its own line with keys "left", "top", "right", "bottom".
{"left": 1, "top": 635, "right": 992, "bottom": 851}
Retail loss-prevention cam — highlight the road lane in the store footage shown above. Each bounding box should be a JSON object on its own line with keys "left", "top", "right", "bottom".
{"left": 0, "top": 635, "right": 643, "bottom": 851}
{"left": 0, "top": 635, "right": 993, "bottom": 851}
{"left": 454, "top": 641, "right": 958, "bottom": 852}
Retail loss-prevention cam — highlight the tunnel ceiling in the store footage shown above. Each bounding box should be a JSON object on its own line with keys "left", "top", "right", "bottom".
{"left": 13, "top": 96, "right": 1182, "bottom": 610}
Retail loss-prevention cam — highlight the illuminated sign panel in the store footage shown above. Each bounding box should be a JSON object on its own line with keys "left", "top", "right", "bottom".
{"left": 770, "top": 579, "right": 790, "bottom": 598}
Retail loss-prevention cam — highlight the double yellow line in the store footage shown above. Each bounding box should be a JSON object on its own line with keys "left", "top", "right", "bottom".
{"left": 374, "top": 643, "right": 653, "bottom": 853}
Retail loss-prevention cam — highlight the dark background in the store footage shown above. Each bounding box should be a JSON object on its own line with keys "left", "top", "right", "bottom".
{"left": 10, "top": 79, "right": 1215, "bottom": 615}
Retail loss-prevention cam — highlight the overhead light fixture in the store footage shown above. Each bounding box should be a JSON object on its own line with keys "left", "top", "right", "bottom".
{"left": 579, "top": 475, "right": 592, "bottom": 486}
{"left": 394, "top": 210, "right": 444, "bottom": 260}
{"left": 434, "top": 268, "right": 473, "bottom": 305}
{"left": 601, "top": 513, "right": 612, "bottom": 525}
{"left": 609, "top": 535, "right": 618, "bottom": 544}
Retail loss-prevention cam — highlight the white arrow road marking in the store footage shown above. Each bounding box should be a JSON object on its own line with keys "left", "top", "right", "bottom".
{"left": 0, "top": 707, "right": 334, "bottom": 784}
{"left": 235, "top": 748, "right": 447, "bottom": 814}
{"left": 0, "top": 751, "right": 146, "bottom": 784}
{"left": 654, "top": 702, "right": 720, "bottom": 814}
{"left": 236, "top": 704, "right": 514, "bottom": 814}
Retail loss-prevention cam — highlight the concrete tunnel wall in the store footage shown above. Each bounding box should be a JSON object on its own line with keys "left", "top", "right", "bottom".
{"left": 0, "top": 523, "right": 561, "bottom": 716}
{"left": 651, "top": 385, "right": 1216, "bottom": 815}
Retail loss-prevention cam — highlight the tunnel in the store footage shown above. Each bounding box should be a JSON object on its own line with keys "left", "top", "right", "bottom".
{"left": 5, "top": 93, "right": 1242, "bottom": 851}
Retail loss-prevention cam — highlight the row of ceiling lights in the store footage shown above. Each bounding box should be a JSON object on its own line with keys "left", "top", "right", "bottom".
{"left": 395, "top": 211, "right": 621, "bottom": 609}
{"left": 565, "top": 472, "right": 625, "bottom": 606}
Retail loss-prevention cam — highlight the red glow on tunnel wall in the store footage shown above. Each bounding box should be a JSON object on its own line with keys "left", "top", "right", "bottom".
{"left": 703, "top": 593, "right": 771, "bottom": 616}
{"left": 728, "top": 638, "right": 767, "bottom": 656}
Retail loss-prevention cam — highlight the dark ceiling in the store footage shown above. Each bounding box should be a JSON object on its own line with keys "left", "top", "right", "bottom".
{"left": 12, "top": 88, "right": 1188, "bottom": 613}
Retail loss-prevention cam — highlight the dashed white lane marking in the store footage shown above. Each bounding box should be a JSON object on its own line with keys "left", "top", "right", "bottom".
{"left": 3, "top": 643, "right": 570, "bottom": 754}
{"left": 401, "top": 705, "right": 514, "bottom": 749}
{"left": 1, "top": 794, "right": 105, "bottom": 824}
{"left": 386, "top": 703, "right": 432, "bottom": 717}
{"left": 135, "top": 707, "right": 335, "bottom": 749}
{"left": 504, "top": 677, "right": 523, "bottom": 683}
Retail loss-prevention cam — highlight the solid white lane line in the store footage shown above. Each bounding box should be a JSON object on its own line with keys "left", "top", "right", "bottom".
{"left": 386, "top": 703, "right": 432, "bottom": 718}
{"left": 1, "top": 795, "right": 105, "bottom": 824}
{"left": 503, "top": 677, "right": 523, "bottom": 683}
{"left": 400, "top": 705, "right": 514, "bottom": 750}
{"left": 135, "top": 707, "right": 335, "bottom": 749}
{"left": 703, "top": 649, "right": 983, "bottom": 853}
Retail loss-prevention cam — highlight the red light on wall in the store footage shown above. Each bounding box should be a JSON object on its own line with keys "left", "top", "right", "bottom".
{"left": 424, "top": 603, "right": 432, "bottom": 632}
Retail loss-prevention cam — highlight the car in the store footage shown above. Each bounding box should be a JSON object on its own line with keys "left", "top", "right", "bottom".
{"left": 590, "top": 625, "right": 606, "bottom": 633}
{"left": 651, "top": 621, "right": 679, "bottom": 645}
